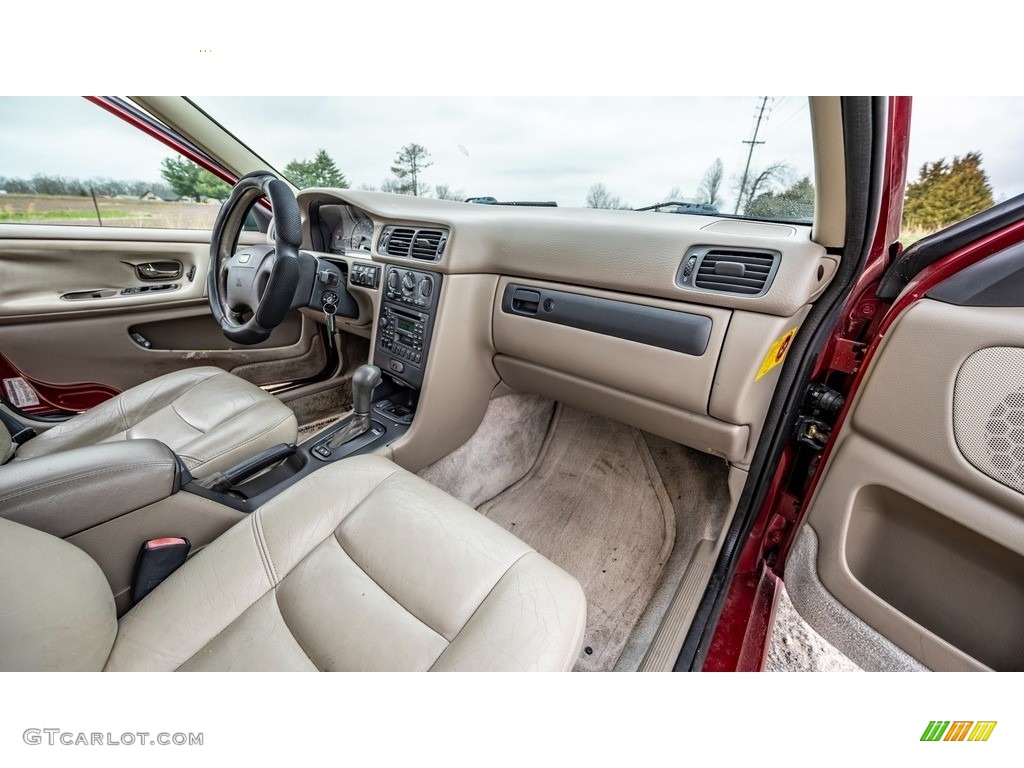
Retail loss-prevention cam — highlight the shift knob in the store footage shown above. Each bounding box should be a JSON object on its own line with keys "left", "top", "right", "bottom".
{"left": 351, "top": 364, "right": 383, "bottom": 416}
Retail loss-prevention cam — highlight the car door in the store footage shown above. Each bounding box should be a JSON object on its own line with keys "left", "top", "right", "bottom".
{"left": 0, "top": 97, "right": 329, "bottom": 417}
{"left": 680, "top": 96, "right": 1024, "bottom": 673}
{"left": 790, "top": 199, "right": 1024, "bottom": 672}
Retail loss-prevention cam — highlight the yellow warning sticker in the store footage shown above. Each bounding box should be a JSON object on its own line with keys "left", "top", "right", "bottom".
{"left": 756, "top": 327, "right": 798, "bottom": 381}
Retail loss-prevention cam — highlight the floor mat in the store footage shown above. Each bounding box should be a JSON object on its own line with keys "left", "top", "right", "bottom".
{"left": 477, "top": 405, "right": 675, "bottom": 672}
{"left": 417, "top": 393, "right": 555, "bottom": 509}
{"left": 613, "top": 434, "right": 731, "bottom": 670}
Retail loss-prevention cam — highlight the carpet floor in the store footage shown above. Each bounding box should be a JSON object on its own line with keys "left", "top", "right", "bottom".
{"left": 478, "top": 405, "right": 675, "bottom": 672}
{"left": 765, "top": 585, "right": 862, "bottom": 672}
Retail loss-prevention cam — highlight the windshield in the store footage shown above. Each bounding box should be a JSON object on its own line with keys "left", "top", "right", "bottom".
{"left": 195, "top": 96, "right": 816, "bottom": 222}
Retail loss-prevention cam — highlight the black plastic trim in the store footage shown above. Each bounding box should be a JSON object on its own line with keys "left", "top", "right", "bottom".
{"left": 182, "top": 389, "right": 412, "bottom": 514}
{"left": 373, "top": 267, "right": 442, "bottom": 390}
{"left": 877, "top": 191, "right": 1024, "bottom": 300}
{"left": 926, "top": 240, "right": 1024, "bottom": 307}
{"left": 500, "top": 284, "right": 713, "bottom": 356}
{"left": 676, "top": 246, "right": 781, "bottom": 297}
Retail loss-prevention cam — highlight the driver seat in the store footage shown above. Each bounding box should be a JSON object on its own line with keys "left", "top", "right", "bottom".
{"left": 6, "top": 366, "right": 297, "bottom": 477}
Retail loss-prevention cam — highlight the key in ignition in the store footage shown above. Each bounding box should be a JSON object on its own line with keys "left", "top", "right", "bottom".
{"left": 321, "top": 291, "right": 338, "bottom": 349}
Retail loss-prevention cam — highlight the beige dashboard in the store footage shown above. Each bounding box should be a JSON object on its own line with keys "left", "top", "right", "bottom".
{"left": 296, "top": 190, "right": 833, "bottom": 470}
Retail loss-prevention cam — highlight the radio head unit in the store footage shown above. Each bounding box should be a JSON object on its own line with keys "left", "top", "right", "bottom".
{"left": 374, "top": 266, "right": 442, "bottom": 390}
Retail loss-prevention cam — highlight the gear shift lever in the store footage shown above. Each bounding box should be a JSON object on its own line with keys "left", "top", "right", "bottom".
{"left": 326, "top": 364, "right": 382, "bottom": 449}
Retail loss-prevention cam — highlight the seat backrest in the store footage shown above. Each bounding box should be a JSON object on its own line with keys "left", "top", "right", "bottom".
{"left": 0, "top": 516, "right": 117, "bottom": 671}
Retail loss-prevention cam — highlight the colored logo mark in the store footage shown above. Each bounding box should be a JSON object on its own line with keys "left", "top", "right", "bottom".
{"left": 921, "top": 721, "right": 997, "bottom": 742}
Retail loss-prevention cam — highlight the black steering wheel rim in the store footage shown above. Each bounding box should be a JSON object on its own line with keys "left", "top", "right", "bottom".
{"left": 208, "top": 171, "right": 304, "bottom": 345}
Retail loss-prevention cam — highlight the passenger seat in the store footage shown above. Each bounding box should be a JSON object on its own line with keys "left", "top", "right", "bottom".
{"left": 0, "top": 455, "right": 586, "bottom": 672}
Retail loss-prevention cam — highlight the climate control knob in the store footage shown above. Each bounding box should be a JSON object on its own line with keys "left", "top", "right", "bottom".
{"left": 418, "top": 277, "right": 432, "bottom": 297}
{"left": 401, "top": 271, "right": 416, "bottom": 296}
{"left": 387, "top": 269, "right": 399, "bottom": 290}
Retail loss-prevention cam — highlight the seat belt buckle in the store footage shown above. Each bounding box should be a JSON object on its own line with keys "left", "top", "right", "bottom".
{"left": 131, "top": 537, "right": 190, "bottom": 605}
{"left": 10, "top": 427, "right": 36, "bottom": 445}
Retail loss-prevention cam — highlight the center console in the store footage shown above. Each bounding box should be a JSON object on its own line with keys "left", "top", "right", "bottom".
{"left": 374, "top": 266, "right": 442, "bottom": 389}
{"left": 183, "top": 262, "right": 443, "bottom": 513}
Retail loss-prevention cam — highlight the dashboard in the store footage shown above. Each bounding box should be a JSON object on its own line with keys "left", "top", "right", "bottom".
{"left": 295, "top": 188, "right": 835, "bottom": 473}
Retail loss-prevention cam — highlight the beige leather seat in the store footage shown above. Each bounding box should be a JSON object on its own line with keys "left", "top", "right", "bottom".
{"left": 8, "top": 366, "right": 297, "bottom": 477}
{"left": 0, "top": 455, "right": 586, "bottom": 672}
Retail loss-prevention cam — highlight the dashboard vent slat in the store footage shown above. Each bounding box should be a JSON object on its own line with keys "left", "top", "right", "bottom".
{"left": 380, "top": 226, "right": 448, "bottom": 261}
{"left": 692, "top": 249, "right": 778, "bottom": 295}
{"left": 384, "top": 227, "right": 415, "bottom": 258}
{"left": 411, "top": 229, "right": 444, "bottom": 260}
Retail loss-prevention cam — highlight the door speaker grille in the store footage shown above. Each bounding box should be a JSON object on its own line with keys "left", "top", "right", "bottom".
{"left": 954, "top": 347, "right": 1024, "bottom": 494}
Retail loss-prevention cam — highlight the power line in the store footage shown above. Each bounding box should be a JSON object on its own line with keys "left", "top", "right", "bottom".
{"left": 770, "top": 98, "right": 809, "bottom": 137}
{"left": 735, "top": 96, "right": 771, "bottom": 214}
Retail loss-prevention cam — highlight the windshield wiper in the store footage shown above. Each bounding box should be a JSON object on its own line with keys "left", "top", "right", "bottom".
{"left": 634, "top": 200, "right": 720, "bottom": 215}
{"left": 466, "top": 196, "right": 557, "bottom": 207}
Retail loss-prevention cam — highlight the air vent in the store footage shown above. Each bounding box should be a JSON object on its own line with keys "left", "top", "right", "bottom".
{"left": 379, "top": 226, "right": 448, "bottom": 261}
{"left": 411, "top": 229, "right": 444, "bottom": 260}
{"left": 383, "top": 227, "right": 415, "bottom": 257}
{"left": 683, "top": 248, "right": 779, "bottom": 296}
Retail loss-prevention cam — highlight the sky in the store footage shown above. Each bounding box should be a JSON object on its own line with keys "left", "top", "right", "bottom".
{"left": 2, "top": 95, "right": 1023, "bottom": 211}
{"left": 0, "top": 96, "right": 814, "bottom": 209}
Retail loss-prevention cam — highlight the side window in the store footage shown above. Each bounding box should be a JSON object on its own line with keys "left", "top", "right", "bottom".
{"left": 0, "top": 97, "right": 228, "bottom": 230}
{"left": 903, "top": 96, "right": 1024, "bottom": 244}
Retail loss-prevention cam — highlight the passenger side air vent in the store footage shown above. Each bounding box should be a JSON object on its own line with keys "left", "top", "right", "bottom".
{"left": 379, "top": 226, "right": 449, "bottom": 261}
{"left": 677, "top": 247, "right": 780, "bottom": 296}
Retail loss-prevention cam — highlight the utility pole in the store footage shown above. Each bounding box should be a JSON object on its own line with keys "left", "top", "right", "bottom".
{"left": 734, "top": 96, "right": 770, "bottom": 214}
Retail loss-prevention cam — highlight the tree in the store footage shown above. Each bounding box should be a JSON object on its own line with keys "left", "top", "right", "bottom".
{"left": 434, "top": 183, "right": 465, "bottom": 201}
{"left": 283, "top": 149, "right": 348, "bottom": 189}
{"left": 31, "top": 174, "right": 79, "bottom": 196}
{"left": 696, "top": 158, "right": 724, "bottom": 207}
{"left": 903, "top": 151, "right": 994, "bottom": 232}
{"left": 160, "top": 157, "right": 230, "bottom": 201}
{"left": 389, "top": 143, "right": 432, "bottom": 196}
{"left": 745, "top": 175, "right": 815, "bottom": 219}
{"left": 733, "top": 161, "right": 791, "bottom": 214}
{"left": 586, "top": 182, "right": 629, "bottom": 209}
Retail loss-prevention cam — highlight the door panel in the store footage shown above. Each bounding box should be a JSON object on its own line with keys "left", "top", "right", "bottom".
{"left": 0, "top": 229, "right": 213, "bottom": 316}
{"left": 0, "top": 225, "right": 327, "bottom": 404}
{"left": 803, "top": 299, "right": 1024, "bottom": 671}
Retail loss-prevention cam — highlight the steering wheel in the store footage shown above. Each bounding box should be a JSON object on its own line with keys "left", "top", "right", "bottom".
{"left": 208, "top": 171, "right": 307, "bottom": 344}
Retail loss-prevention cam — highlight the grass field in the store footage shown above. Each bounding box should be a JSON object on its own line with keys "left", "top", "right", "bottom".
{"left": 0, "top": 194, "right": 221, "bottom": 229}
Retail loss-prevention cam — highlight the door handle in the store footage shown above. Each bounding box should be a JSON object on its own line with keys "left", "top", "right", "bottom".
{"left": 135, "top": 261, "right": 182, "bottom": 281}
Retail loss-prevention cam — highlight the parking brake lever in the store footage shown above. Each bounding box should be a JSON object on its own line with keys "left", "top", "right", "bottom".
{"left": 195, "top": 443, "right": 297, "bottom": 493}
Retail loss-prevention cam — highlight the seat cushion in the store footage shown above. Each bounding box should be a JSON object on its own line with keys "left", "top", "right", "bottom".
{"left": 0, "top": 516, "right": 117, "bottom": 671}
{"left": 14, "top": 366, "right": 297, "bottom": 476}
{"left": 106, "top": 455, "right": 587, "bottom": 672}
